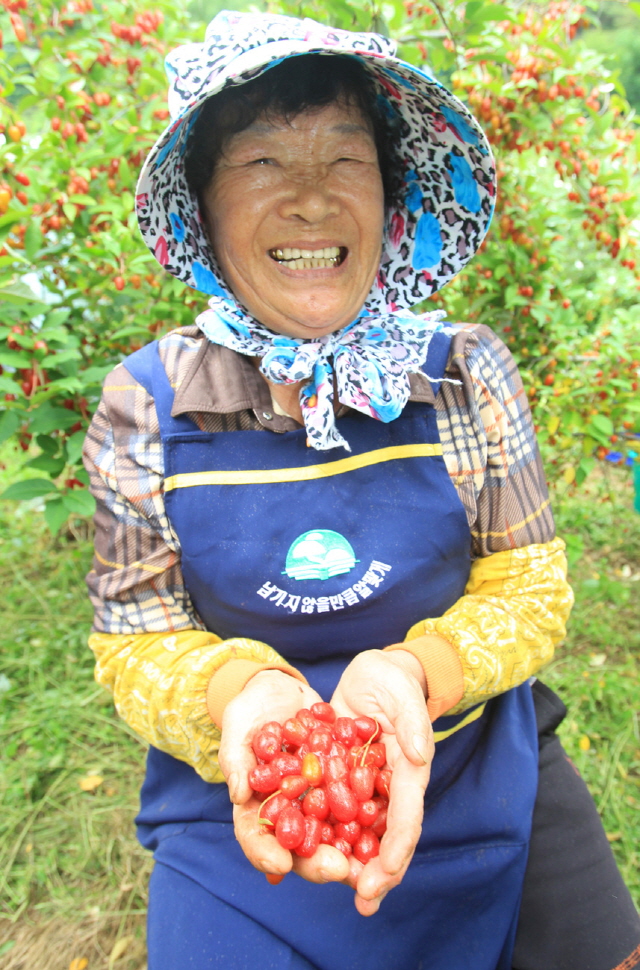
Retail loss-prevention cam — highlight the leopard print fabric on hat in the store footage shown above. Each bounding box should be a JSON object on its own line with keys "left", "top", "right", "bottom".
{"left": 135, "top": 10, "right": 496, "bottom": 313}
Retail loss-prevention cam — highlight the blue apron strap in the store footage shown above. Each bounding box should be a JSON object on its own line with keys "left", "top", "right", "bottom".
{"left": 122, "top": 340, "right": 199, "bottom": 435}
{"left": 422, "top": 330, "right": 452, "bottom": 398}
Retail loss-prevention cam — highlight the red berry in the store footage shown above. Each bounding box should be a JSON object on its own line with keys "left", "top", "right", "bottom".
{"left": 366, "top": 743, "right": 387, "bottom": 769}
{"left": 353, "top": 829, "right": 380, "bottom": 864}
{"left": 310, "top": 702, "right": 336, "bottom": 724}
{"left": 327, "top": 781, "right": 359, "bottom": 823}
{"left": 272, "top": 753, "right": 302, "bottom": 777}
{"left": 332, "top": 837, "right": 353, "bottom": 857}
{"left": 353, "top": 716, "right": 381, "bottom": 742}
{"left": 296, "top": 709, "right": 322, "bottom": 732}
{"left": 350, "top": 765, "right": 375, "bottom": 802}
{"left": 320, "top": 822, "right": 335, "bottom": 844}
{"left": 302, "top": 787, "right": 330, "bottom": 821}
{"left": 308, "top": 728, "right": 333, "bottom": 755}
{"left": 375, "top": 768, "right": 392, "bottom": 799}
{"left": 282, "top": 717, "right": 309, "bottom": 746}
{"left": 371, "top": 805, "right": 388, "bottom": 838}
{"left": 301, "top": 752, "right": 323, "bottom": 787}
{"left": 265, "top": 873, "right": 285, "bottom": 885}
{"left": 261, "top": 721, "right": 284, "bottom": 741}
{"left": 334, "top": 820, "right": 361, "bottom": 845}
{"left": 114, "top": 275, "right": 125, "bottom": 291}
{"left": 275, "top": 806, "right": 305, "bottom": 850}
{"left": 325, "top": 756, "right": 349, "bottom": 784}
{"left": 281, "top": 774, "right": 308, "bottom": 800}
{"left": 259, "top": 792, "right": 289, "bottom": 827}
{"left": 328, "top": 741, "right": 348, "bottom": 759}
{"left": 295, "top": 816, "right": 323, "bottom": 858}
{"left": 333, "top": 717, "right": 358, "bottom": 747}
{"left": 356, "top": 799, "right": 379, "bottom": 827}
{"left": 252, "top": 731, "right": 281, "bottom": 763}
{"left": 249, "top": 764, "right": 281, "bottom": 794}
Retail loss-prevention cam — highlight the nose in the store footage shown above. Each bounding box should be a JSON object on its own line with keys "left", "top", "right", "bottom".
{"left": 279, "top": 174, "right": 340, "bottom": 224}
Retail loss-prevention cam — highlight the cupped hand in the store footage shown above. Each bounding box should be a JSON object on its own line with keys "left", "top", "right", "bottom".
{"left": 218, "top": 669, "right": 350, "bottom": 885}
{"left": 330, "top": 649, "right": 434, "bottom": 916}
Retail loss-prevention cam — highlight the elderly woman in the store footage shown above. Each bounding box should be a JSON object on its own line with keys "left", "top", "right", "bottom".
{"left": 83, "top": 11, "right": 640, "bottom": 970}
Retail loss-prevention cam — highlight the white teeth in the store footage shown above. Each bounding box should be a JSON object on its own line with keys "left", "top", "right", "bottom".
{"left": 272, "top": 246, "right": 341, "bottom": 263}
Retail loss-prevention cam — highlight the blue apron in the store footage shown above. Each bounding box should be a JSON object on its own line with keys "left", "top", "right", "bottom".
{"left": 125, "top": 335, "right": 538, "bottom": 970}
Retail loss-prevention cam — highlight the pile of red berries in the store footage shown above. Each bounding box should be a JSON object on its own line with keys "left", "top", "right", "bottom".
{"left": 249, "top": 702, "right": 391, "bottom": 864}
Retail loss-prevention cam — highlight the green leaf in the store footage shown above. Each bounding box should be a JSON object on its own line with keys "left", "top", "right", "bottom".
{"left": 44, "top": 495, "right": 69, "bottom": 534}
{"left": 0, "top": 349, "right": 31, "bottom": 369}
{"left": 45, "top": 308, "right": 71, "bottom": 328}
{"left": 24, "top": 453, "right": 66, "bottom": 476}
{"left": 35, "top": 433, "right": 59, "bottom": 455}
{"left": 65, "top": 429, "right": 86, "bottom": 466}
{"left": 24, "top": 221, "right": 41, "bottom": 261}
{"left": 589, "top": 414, "right": 614, "bottom": 437}
{"left": 468, "top": 3, "right": 514, "bottom": 21}
{"left": 62, "top": 488, "right": 95, "bottom": 517}
{"left": 0, "top": 409, "right": 21, "bottom": 444}
{"left": 68, "top": 194, "right": 97, "bottom": 205}
{"left": 0, "top": 478, "right": 57, "bottom": 501}
{"left": 81, "top": 363, "right": 112, "bottom": 383}
{"left": 0, "top": 282, "right": 49, "bottom": 310}
{"left": 29, "top": 404, "right": 82, "bottom": 434}
{"left": 575, "top": 457, "right": 596, "bottom": 486}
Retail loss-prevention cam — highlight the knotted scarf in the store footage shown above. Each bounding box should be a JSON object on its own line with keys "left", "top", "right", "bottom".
{"left": 196, "top": 297, "right": 451, "bottom": 452}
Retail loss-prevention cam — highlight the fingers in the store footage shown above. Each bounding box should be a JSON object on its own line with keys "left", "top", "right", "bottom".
{"left": 353, "top": 854, "right": 407, "bottom": 914}
{"left": 218, "top": 672, "right": 322, "bottom": 804}
{"left": 233, "top": 799, "right": 293, "bottom": 876}
{"left": 292, "top": 844, "right": 351, "bottom": 884}
{"left": 234, "top": 800, "right": 351, "bottom": 886}
{"left": 379, "top": 761, "right": 427, "bottom": 876}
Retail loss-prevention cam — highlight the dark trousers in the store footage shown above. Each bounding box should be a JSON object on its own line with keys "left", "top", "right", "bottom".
{"left": 513, "top": 680, "right": 640, "bottom": 970}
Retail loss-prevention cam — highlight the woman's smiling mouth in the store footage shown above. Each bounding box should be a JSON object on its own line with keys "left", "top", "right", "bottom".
{"left": 269, "top": 246, "right": 346, "bottom": 269}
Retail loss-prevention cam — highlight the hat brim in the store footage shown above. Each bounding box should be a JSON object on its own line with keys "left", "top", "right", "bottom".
{"left": 136, "top": 43, "right": 495, "bottom": 312}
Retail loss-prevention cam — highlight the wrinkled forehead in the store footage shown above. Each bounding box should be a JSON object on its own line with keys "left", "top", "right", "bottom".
{"left": 217, "top": 103, "right": 376, "bottom": 151}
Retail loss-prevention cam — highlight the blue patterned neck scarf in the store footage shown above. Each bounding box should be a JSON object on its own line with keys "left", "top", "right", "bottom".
{"left": 196, "top": 297, "right": 450, "bottom": 452}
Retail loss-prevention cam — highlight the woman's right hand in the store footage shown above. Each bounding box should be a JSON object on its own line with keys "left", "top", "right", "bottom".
{"left": 218, "top": 670, "right": 351, "bottom": 886}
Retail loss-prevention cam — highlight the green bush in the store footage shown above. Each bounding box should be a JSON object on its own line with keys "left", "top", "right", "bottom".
{"left": 0, "top": 0, "right": 638, "bottom": 529}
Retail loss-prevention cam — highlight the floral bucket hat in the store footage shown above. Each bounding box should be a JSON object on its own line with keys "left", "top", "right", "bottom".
{"left": 136, "top": 10, "right": 496, "bottom": 313}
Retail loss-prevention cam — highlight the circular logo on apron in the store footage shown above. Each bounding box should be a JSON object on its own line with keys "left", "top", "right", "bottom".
{"left": 284, "top": 530, "right": 358, "bottom": 581}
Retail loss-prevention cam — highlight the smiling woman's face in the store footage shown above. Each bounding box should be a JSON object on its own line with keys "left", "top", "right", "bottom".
{"left": 201, "top": 101, "right": 385, "bottom": 339}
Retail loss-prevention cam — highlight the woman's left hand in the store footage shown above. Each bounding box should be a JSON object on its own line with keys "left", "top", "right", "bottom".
{"left": 330, "top": 649, "right": 433, "bottom": 916}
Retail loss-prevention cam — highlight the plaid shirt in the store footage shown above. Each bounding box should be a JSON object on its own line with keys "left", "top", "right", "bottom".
{"left": 84, "top": 323, "right": 555, "bottom": 635}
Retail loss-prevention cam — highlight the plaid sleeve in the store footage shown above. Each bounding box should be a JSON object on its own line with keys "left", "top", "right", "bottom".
{"left": 437, "top": 324, "right": 555, "bottom": 557}
{"left": 82, "top": 357, "right": 203, "bottom": 634}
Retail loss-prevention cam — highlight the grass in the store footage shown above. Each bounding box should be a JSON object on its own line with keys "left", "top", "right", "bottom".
{"left": 0, "top": 442, "right": 638, "bottom": 969}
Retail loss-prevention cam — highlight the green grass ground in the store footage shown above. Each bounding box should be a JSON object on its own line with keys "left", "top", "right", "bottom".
{"left": 0, "top": 443, "right": 638, "bottom": 970}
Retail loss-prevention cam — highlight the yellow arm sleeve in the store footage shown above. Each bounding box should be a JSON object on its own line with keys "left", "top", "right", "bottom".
{"left": 88, "top": 630, "right": 307, "bottom": 783}
{"left": 403, "top": 537, "right": 573, "bottom": 716}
